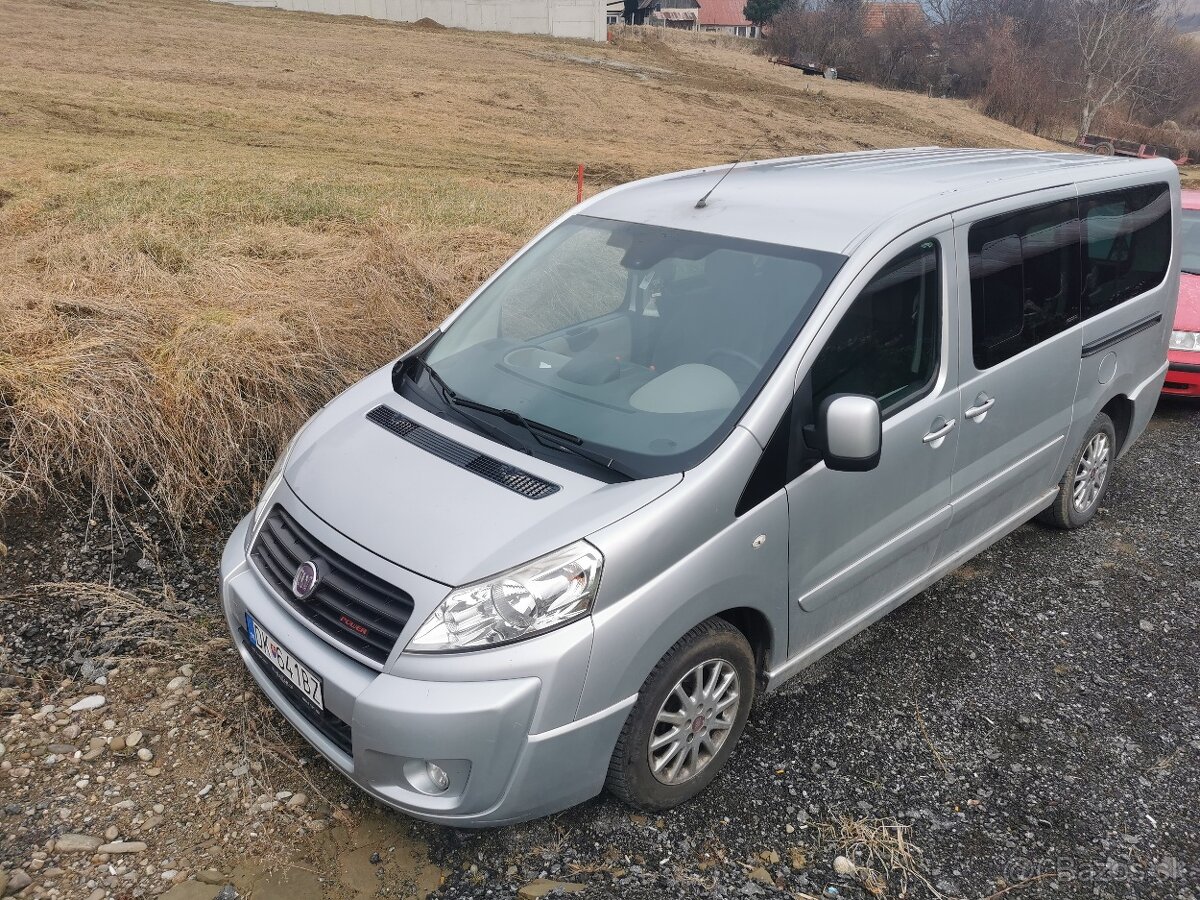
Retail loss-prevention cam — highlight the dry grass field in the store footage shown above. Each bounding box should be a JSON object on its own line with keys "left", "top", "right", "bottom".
{"left": 0, "top": 0, "right": 1056, "bottom": 525}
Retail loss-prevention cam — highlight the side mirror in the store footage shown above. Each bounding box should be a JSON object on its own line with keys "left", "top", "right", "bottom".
{"left": 805, "top": 394, "right": 881, "bottom": 472}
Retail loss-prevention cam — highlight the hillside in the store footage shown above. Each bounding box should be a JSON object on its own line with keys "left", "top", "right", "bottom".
{"left": 0, "top": 0, "right": 1054, "bottom": 521}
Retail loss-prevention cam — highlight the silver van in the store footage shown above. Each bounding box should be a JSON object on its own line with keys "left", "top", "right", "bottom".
{"left": 220, "top": 149, "right": 1179, "bottom": 826}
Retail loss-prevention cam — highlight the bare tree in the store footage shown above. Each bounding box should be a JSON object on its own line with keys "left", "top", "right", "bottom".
{"left": 867, "top": 5, "right": 936, "bottom": 88}
{"left": 1067, "top": 0, "right": 1174, "bottom": 135}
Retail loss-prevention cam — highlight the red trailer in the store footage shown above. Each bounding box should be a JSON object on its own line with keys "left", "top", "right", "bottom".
{"left": 1076, "top": 133, "right": 1192, "bottom": 166}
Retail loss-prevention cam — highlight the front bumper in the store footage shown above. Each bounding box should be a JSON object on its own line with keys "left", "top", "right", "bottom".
{"left": 220, "top": 511, "right": 634, "bottom": 827}
{"left": 1163, "top": 353, "right": 1200, "bottom": 397}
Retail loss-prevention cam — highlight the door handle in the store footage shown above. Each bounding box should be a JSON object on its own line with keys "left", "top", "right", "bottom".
{"left": 922, "top": 418, "right": 956, "bottom": 444}
{"left": 965, "top": 397, "right": 996, "bottom": 419}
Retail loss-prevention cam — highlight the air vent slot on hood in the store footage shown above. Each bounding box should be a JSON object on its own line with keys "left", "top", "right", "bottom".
{"left": 366, "top": 405, "right": 560, "bottom": 500}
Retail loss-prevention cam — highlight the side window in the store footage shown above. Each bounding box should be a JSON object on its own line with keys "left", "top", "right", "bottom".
{"left": 1080, "top": 183, "right": 1171, "bottom": 317}
{"left": 811, "top": 240, "right": 941, "bottom": 415}
{"left": 968, "top": 199, "right": 1080, "bottom": 370}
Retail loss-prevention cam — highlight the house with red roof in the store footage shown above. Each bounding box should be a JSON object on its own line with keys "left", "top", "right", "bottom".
{"left": 698, "top": 0, "right": 760, "bottom": 37}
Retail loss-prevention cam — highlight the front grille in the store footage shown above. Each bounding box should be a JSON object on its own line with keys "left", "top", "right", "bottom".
{"left": 241, "top": 633, "right": 353, "bottom": 757}
{"left": 250, "top": 505, "right": 414, "bottom": 666}
{"left": 366, "top": 404, "right": 560, "bottom": 499}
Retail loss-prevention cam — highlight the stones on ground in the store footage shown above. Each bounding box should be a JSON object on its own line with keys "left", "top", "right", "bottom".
{"left": 86, "top": 890, "right": 106, "bottom": 900}
{"left": 105, "top": 824, "right": 119, "bottom": 840}
{"left": 517, "top": 880, "right": 585, "bottom": 899}
{"left": 167, "top": 676, "right": 189, "bottom": 691}
{"left": 126, "top": 729, "right": 144, "bottom": 747}
{"left": 98, "top": 840, "right": 147, "bottom": 854}
{"left": 195, "top": 869, "right": 226, "bottom": 885}
{"left": 61, "top": 724, "right": 80, "bottom": 740}
{"left": 137, "top": 748, "right": 153, "bottom": 761}
{"left": 5, "top": 870, "right": 31, "bottom": 894}
{"left": 833, "top": 855, "right": 856, "bottom": 875}
{"left": 47, "top": 743, "right": 76, "bottom": 754}
{"left": 110, "top": 736, "right": 126, "bottom": 752}
{"left": 286, "top": 792, "right": 307, "bottom": 809}
{"left": 747, "top": 866, "right": 775, "bottom": 886}
{"left": 68, "top": 695, "right": 106, "bottom": 712}
{"left": 54, "top": 833, "right": 103, "bottom": 853}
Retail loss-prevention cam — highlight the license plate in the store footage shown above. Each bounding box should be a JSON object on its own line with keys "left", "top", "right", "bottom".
{"left": 246, "top": 614, "right": 324, "bottom": 711}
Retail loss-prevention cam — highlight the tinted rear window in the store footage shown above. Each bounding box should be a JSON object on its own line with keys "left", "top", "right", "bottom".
{"left": 1081, "top": 184, "right": 1171, "bottom": 316}
{"left": 968, "top": 199, "right": 1081, "bottom": 369}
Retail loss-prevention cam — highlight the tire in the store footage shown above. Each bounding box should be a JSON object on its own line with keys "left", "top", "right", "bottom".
{"left": 1096, "top": 142, "right": 1115, "bottom": 156}
{"left": 606, "top": 618, "right": 755, "bottom": 811}
{"left": 1038, "top": 412, "right": 1116, "bottom": 530}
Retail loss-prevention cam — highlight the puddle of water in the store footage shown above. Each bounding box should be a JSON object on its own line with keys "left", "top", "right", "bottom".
{"left": 166, "top": 805, "right": 444, "bottom": 900}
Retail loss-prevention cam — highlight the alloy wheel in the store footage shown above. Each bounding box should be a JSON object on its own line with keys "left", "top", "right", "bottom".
{"left": 1072, "top": 432, "right": 1110, "bottom": 513}
{"left": 648, "top": 658, "right": 740, "bottom": 785}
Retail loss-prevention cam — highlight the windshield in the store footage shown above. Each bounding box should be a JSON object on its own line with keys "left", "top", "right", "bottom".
{"left": 420, "top": 215, "right": 845, "bottom": 477}
{"left": 1183, "top": 209, "right": 1200, "bottom": 276}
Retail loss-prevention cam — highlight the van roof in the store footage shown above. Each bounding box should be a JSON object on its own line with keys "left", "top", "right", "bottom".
{"left": 585, "top": 147, "right": 1177, "bottom": 256}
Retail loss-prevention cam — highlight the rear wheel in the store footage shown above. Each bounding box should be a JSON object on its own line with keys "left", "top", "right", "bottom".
{"left": 606, "top": 618, "right": 755, "bottom": 810}
{"left": 1039, "top": 412, "right": 1116, "bottom": 529}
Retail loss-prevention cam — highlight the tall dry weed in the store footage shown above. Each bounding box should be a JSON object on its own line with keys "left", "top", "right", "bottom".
{"left": 0, "top": 218, "right": 515, "bottom": 526}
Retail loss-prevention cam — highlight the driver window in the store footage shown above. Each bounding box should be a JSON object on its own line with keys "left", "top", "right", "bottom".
{"left": 499, "top": 226, "right": 628, "bottom": 341}
{"left": 811, "top": 240, "right": 941, "bottom": 416}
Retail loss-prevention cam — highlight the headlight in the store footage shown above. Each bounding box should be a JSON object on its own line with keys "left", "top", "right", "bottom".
{"left": 407, "top": 541, "right": 604, "bottom": 653}
{"left": 244, "top": 415, "right": 316, "bottom": 553}
{"left": 1170, "top": 330, "right": 1200, "bottom": 351}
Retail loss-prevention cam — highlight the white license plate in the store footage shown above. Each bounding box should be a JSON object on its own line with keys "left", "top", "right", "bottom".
{"left": 246, "top": 614, "right": 324, "bottom": 711}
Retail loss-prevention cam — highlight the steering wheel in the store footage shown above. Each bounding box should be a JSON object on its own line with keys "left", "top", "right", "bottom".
{"left": 706, "top": 348, "right": 759, "bottom": 390}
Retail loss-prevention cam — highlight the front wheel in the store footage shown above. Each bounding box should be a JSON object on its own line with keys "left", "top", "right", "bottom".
{"left": 1039, "top": 412, "right": 1116, "bottom": 529}
{"left": 605, "top": 618, "right": 755, "bottom": 810}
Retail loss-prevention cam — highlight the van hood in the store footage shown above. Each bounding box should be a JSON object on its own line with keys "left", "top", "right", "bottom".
{"left": 283, "top": 367, "right": 682, "bottom": 587}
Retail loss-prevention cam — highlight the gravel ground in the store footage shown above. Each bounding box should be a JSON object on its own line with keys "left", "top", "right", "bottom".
{"left": 1, "top": 400, "right": 1197, "bottom": 900}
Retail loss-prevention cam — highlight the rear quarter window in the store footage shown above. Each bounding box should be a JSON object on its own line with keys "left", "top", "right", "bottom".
{"left": 1080, "top": 183, "right": 1171, "bottom": 317}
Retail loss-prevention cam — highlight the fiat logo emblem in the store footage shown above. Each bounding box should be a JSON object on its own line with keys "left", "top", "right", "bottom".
{"left": 291, "top": 560, "right": 320, "bottom": 601}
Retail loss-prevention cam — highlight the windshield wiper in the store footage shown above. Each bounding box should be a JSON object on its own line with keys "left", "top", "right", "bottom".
{"left": 405, "top": 356, "right": 636, "bottom": 481}
{"left": 495, "top": 407, "right": 637, "bottom": 482}
{"left": 404, "top": 356, "right": 528, "bottom": 454}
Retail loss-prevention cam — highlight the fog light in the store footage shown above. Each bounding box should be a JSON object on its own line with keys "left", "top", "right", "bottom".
{"left": 425, "top": 761, "right": 450, "bottom": 793}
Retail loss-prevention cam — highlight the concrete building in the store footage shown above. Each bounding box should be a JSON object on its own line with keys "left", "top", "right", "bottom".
{"left": 216, "top": 0, "right": 607, "bottom": 41}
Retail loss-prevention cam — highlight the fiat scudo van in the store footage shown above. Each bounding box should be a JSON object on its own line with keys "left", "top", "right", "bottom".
{"left": 221, "top": 148, "right": 1179, "bottom": 825}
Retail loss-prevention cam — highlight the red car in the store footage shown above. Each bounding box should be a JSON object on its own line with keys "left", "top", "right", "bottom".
{"left": 1165, "top": 189, "right": 1200, "bottom": 397}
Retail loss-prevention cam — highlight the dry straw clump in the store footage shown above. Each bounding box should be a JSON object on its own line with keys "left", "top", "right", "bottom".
{"left": 0, "top": 0, "right": 1052, "bottom": 527}
{"left": 0, "top": 218, "right": 513, "bottom": 524}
